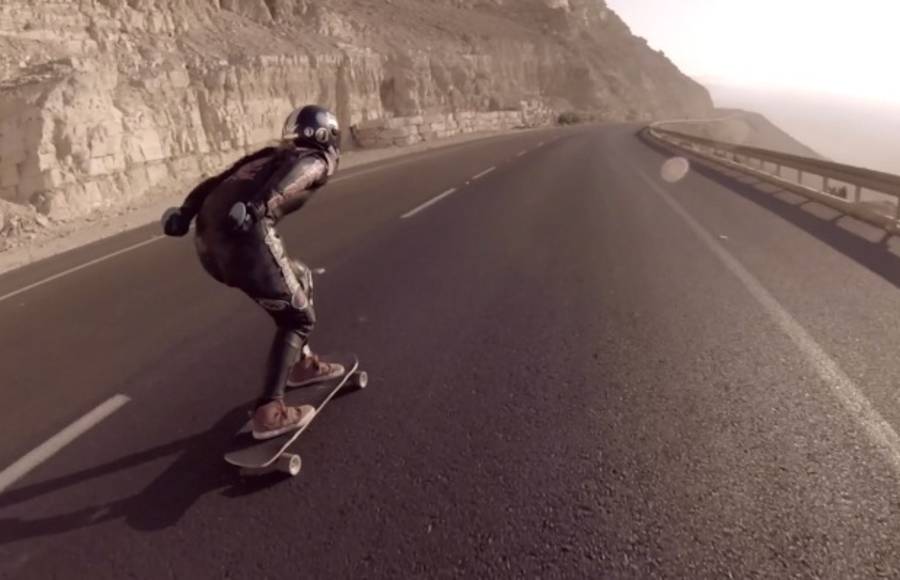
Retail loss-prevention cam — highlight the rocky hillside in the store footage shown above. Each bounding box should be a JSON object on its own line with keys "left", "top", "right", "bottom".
{"left": 0, "top": 0, "right": 713, "bottom": 226}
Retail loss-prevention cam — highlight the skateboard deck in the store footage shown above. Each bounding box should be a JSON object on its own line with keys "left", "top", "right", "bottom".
{"left": 224, "top": 353, "right": 366, "bottom": 476}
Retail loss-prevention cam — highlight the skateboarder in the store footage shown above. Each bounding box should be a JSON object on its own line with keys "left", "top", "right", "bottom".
{"left": 161, "top": 105, "right": 345, "bottom": 440}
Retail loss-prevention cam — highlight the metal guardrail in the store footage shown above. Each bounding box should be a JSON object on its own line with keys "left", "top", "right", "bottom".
{"left": 645, "top": 122, "right": 900, "bottom": 233}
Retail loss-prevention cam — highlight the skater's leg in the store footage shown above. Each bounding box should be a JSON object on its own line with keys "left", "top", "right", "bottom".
{"left": 283, "top": 258, "right": 345, "bottom": 386}
{"left": 247, "top": 294, "right": 318, "bottom": 439}
{"left": 243, "top": 231, "right": 328, "bottom": 438}
{"left": 291, "top": 258, "right": 314, "bottom": 307}
{"left": 259, "top": 328, "right": 304, "bottom": 403}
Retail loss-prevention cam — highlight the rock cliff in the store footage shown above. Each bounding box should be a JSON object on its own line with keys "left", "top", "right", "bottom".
{"left": 0, "top": 0, "right": 713, "bottom": 226}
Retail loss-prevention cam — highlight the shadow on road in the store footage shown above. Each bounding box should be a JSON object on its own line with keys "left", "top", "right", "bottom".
{"left": 639, "top": 132, "right": 900, "bottom": 292}
{"left": 0, "top": 404, "right": 288, "bottom": 545}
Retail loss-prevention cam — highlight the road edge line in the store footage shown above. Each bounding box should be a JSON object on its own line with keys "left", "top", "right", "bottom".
{"left": 638, "top": 170, "right": 900, "bottom": 476}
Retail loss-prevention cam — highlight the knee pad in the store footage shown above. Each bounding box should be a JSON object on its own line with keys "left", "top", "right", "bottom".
{"left": 291, "top": 259, "right": 314, "bottom": 304}
{"left": 286, "top": 288, "right": 316, "bottom": 337}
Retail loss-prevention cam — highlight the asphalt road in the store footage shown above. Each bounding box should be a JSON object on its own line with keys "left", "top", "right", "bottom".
{"left": 3, "top": 123, "right": 900, "bottom": 578}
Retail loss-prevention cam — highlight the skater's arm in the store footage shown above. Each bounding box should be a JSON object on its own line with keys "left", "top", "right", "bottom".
{"left": 164, "top": 147, "right": 279, "bottom": 237}
{"left": 178, "top": 175, "right": 222, "bottom": 220}
{"left": 255, "top": 149, "right": 337, "bottom": 221}
{"left": 180, "top": 147, "right": 277, "bottom": 220}
{"left": 162, "top": 174, "right": 221, "bottom": 236}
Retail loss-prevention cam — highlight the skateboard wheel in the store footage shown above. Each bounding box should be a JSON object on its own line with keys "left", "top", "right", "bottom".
{"left": 350, "top": 371, "right": 368, "bottom": 389}
{"left": 275, "top": 453, "right": 302, "bottom": 476}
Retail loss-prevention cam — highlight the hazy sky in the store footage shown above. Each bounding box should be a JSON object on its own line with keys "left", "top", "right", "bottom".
{"left": 605, "top": 0, "right": 900, "bottom": 105}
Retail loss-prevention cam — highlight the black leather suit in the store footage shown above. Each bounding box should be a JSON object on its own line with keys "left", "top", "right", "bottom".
{"left": 178, "top": 143, "right": 339, "bottom": 403}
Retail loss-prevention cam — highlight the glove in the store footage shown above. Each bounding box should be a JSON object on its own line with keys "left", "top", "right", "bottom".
{"left": 228, "top": 201, "right": 265, "bottom": 233}
{"left": 161, "top": 207, "right": 190, "bottom": 237}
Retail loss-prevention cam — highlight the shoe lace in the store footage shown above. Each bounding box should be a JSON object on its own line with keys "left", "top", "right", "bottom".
{"left": 254, "top": 400, "right": 287, "bottom": 425}
{"left": 305, "top": 353, "right": 322, "bottom": 370}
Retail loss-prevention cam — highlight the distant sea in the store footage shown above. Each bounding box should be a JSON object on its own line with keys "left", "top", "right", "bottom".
{"left": 703, "top": 82, "right": 900, "bottom": 176}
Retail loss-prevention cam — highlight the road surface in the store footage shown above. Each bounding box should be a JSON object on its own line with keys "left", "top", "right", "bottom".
{"left": 3, "top": 124, "right": 900, "bottom": 578}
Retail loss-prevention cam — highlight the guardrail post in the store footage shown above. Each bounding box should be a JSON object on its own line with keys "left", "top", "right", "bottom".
{"left": 823, "top": 176, "right": 830, "bottom": 194}
{"left": 798, "top": 170, "right": 804, "bottom": 185}
{"left": 854, "top": 184, "right": 861, "bottom": 203}
{"left": 776, "top": 164, "right": 782, "bottom": 177}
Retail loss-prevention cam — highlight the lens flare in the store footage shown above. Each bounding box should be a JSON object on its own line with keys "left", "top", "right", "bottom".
{"left": 661, "top": 157, "right": 690, "bottom": 183}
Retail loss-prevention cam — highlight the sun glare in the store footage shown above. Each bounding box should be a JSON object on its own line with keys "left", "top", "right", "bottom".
{"left": 607, "top": 0, "right": 900, "bottom": 105}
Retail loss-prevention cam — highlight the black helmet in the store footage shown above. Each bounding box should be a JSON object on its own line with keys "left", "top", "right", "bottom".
{"left": 282, "top": 105, "right": 341, "bottom": 152}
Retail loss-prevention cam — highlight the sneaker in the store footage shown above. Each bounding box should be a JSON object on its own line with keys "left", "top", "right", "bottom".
{"left": 287, "top": 353, "right": 345, "bottom": 387}
{"left": 252, "top": 400, "right": 316, "bottom": 440}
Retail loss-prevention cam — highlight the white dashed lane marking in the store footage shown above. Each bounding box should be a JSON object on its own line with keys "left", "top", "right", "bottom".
{"left": 0, "top": 394, "right": 132, "bottom": 493}
{"left": 401, "top": 188, "right": 459, "bottom": 219}
{"left": 472, "top": 166, "right": 496, "bottom": 181}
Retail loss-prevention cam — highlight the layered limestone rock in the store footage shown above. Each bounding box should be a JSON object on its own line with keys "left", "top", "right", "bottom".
{"left": 0, "top": 0, "right": 713, "bottom": 222}
{"left": 352, "top": 105, "right": 555, "bottom": 148}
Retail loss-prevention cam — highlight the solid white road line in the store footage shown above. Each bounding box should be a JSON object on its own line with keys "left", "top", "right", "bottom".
{"left": 0, "top": 147, "right": 505, "bottom": 303}
{"left": 0, "top": 237, "right": 164, "bottom": 303}
{"left": 0, "top": 394, "right": 131, "bottom": 493}
{"left": 0, "top": 165, "right": 427, "bottom": 305}
{"left": 0, "top": 160, "right": 411, "bottom": 304}
{"left": 2, "top": 130, "right": 545, "bottom": 302}
{"left": 639, "top": 171, "right": 900, "bottom": 476}
{"left": 401, "top": 188, "right": 458, "bottom": 219}
{"left": 472, "top": 166, "right": 496, "bottom": 181}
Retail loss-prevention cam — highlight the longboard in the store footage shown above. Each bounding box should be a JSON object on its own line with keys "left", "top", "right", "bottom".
{"left": 224, "top": 353, "right": 366, "bottom": 476}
